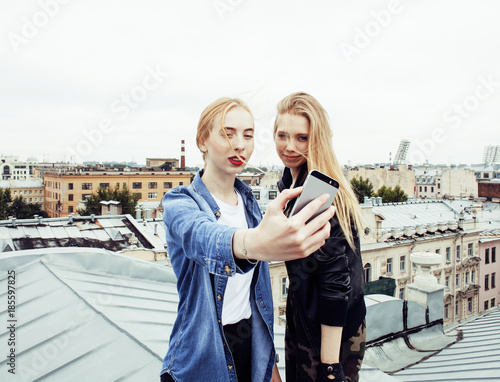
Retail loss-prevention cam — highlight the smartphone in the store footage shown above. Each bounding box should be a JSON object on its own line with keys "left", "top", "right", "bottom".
{"left": 289, "top": 170, "right": 339, "bottom": 221}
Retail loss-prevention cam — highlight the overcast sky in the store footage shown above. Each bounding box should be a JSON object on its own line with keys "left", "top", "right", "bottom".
{"left": 1, "top": 0, "right": 499, "bottom": 168}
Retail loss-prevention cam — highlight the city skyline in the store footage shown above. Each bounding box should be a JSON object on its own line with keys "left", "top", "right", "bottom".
{"left": 1, "top": 1, "right": 500, "bottom": 168}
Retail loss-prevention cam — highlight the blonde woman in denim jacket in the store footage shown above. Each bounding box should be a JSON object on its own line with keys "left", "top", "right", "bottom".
{"left": 160, "top": 97, "right": 335, "bottom": 382}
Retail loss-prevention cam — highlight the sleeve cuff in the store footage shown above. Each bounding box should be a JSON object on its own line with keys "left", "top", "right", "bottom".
{"left": 318, "top": 299, "right": 348, "bottom": 327}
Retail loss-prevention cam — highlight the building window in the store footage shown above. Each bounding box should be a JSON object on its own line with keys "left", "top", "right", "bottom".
{"left": 445, "top": 276, "right": 450, "bottom": 289}
{"left": 467, "top": 297, "right": 472, "bottom": 314}
{"left": 133, "top": 193, "right": 142, "bottom": 199}
{"left": 425, "top": 186, "right": 427, "bottom": 192}
{"left": 445, "top": 304, "right": 449, "bottom": 320}
{"left": 123, "top": 182, "right": 126, "bottom": 189}
{"left": 99, "top": 183, "right": 110, "bottom": 189}
{"left": 492, "top": 298, "right": 496, "bottom": 307}
{"left": 269, "top": 191, "right": 278, "bottom": 200}
{"left": 484, "top": 300, "right": 489, "bottom": 311}
{"left": 455, "top": 301, "right": 459, "bottom": 317}
{"left": 281, "top": 277, "right": 288, "bottom": 298}
{"left": 485, "top": 275, "right": 490, "bottom": 290}
{"left": 253, "top": 191, "right": 260, "bottom": 200}
{"left": 471, "top": 270, "right": 476, "bottom": 283}
{"left": 68, "top": 183, "right": 73, "bottom": 190}
{"left": 387, "top": 258, "right": 393, "bottom": 275}
{"left": 149, "top": 182, "right": 157, "bottom": 189}
{"left": 465, "top": 272, "right": 470, "bottom": 284}
{"left": 68, "top": 194, "right": 73, "bottom": 201}
{"left": 468, "top": 243, "right": 473, "bottom": 257}
{"left": 179, "top": 182, "right": 184, "bottom": 186}
{"left": 493, "top": 247, "right": 497, "bottom": 263}
{"left": 431, "top": 187, "right": 434, "bottom": 192}
{"left": 456, "top": 274, "right": 460, "bottom": 287}
{"left": 486, "top": 249, "right": 490, "bottom": 264}
{"left": 492, "top": 273, "right": 496, "bottom": 289}
{"left": 400, "top": 255, "right": 406, "bottom": 272}
{"left": 364, "top": 263, "right": 371, "bottom": 283}
{"left": 82, "top": 183, "right": 92, "bottom": 190}
{"left": 68, "top": 206, "right": 74, "bottom": 213}
{"left": 456, "top": 245, "right": 461, "bottom": 260}
{"left": 148, "top": 192, "right": 157, "bottom": 199}
{"left": 438, "top": 183, "right": 440, "bottom": 189}
{"left": 399, "top": 288, "right": 405, "bottom": 300}
{"left": 419, "top": 186, "right": 422, "bottom": 192}
{"left": 133, "top": 182, "right": 142, "bottom": 189}
{"left": 163, "top": 182, "right": 173, "bottom": 189}
{"left": 446, "top": 247, "right": 451, "bottom": 263}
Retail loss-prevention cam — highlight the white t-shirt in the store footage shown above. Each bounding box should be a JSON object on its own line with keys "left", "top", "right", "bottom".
{"left": 212, "top": 191, "right": 255, "bottom": 326}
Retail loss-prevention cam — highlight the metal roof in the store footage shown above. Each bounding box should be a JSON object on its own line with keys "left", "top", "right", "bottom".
{"left": 0, "top": 215, "right": 160, "bottom": 253}
{"left": 0, "top": 248, "right": 177, "bottom": 381}
{"left": 392, "top": 307, "right": 500, "bottom": 381}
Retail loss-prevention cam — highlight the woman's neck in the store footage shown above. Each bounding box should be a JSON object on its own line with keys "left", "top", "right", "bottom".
{"left": 201, "top": 167, "right": 238, "bottom": 206}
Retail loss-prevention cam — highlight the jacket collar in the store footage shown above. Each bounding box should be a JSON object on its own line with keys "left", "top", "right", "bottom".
{"left": 277, "top": 163, "right": 309, "bottom": 192}
{"left": 192, "top": 169, "right": 254, "bottom": 219}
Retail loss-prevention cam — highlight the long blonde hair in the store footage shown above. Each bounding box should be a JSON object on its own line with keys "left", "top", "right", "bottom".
{"left": 196, "top": 97, "right": 254, "bottom": 164}
{"left": 274, "top": 92, "right": 362, "bottom": 249}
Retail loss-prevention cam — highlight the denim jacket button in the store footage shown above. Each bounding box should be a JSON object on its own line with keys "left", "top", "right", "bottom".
{"left": 217, "top": 294, "right": 222, "bottom": 301}
{"left": 227, "top": 365, "right": 233, "bottom": 371}
{"left": 224, "top": 264, "right": 232, "bottom": 275}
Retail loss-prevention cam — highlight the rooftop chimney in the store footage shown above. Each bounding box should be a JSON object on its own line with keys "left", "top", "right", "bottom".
{"left": 181, "top": 140, "right": 186, "bottom": 169}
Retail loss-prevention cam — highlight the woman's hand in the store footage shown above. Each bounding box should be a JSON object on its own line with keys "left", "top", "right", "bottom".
{"left": 271, "top": 363, "right": 282, "bottom": 382}
{"left": 233, "top": 188, "right": 335, "bottom": 262}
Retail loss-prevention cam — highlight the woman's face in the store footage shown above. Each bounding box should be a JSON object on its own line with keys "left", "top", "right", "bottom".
{"left": 275, "top": 113, "right": 309, "bottom": 173}
{"left": 201, "top": 106, "right": 254, "bottom": 177}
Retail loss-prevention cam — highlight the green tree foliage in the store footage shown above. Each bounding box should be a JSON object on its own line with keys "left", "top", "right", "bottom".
{"left": 0, "top": 189, "right": 47, "bottom": 219}
{"left": 0, "top": 189, "right": 13, "bottom": 220}
{"left": 350, "top": 176, "right": 375, "bottom": 203}
{"left": 78, "top": 187, "right": 140, "bottom": 216}
{"left": 375, "top": 185, "right": 408, "bottom": 203}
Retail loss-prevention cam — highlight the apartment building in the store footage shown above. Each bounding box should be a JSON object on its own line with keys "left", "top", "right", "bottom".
{"left": 414, "top": 167, "right": 478, "bottom": 199}
{"left": 0, "top": 179, "right": 44, "bottom": 205}
{"left": 43, "top": 167, "right": 192, "bottom": 217}
{"left": 0, "top": 156, "right": 38, "bottom": 180}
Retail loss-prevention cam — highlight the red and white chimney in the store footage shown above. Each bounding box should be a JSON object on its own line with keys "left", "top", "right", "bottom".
{"left": 181, "top": 140, "right": 186, "bottom": 169}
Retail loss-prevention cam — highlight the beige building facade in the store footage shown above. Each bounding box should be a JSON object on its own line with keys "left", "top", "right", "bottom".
{"left": 0, "top": 179, "right": 44, "bottom": 206}
{"left": 345, "top": 164, "right": 415, "bottom": 197}
{"left": 415, "top": 167, "right": 478, "bottom": 199}
{"left": 43, "top": 168, "right": 192, "bottom": 217}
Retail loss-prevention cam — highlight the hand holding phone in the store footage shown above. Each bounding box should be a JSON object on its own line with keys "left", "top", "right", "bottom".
{"left": 289, "top": 170, "right": 339, "bottom": 221}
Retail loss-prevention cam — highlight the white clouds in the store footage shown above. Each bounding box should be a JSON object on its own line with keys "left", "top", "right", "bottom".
{"left": 1, "top": 0, "right": 499, "bottom": 166}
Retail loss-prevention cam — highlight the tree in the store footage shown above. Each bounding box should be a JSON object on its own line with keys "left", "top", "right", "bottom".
{"left": 0, "top": 189, "right": 13, "bottom": 220}
{"left": 350, "top": 176, "right": 374, "bottom": 203}
{"left": 375, "top": 185, "right": 408, "bottom": 203}
{"left": 0, "top": 192, "right": 47, "bottom": 219}
{"left": 78, "top": 187, "right": 140, "bottom": 216}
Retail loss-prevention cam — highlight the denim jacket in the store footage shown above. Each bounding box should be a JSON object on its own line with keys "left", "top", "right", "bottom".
{"left": 160, "top": 170, "right": 276, "bottom": 382}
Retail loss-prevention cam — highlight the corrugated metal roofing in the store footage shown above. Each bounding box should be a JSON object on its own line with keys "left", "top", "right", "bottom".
{"left": 392, "top": 308, "right": 500, "bottom": 381}
{"left": 0, "top": 215, "right": 160, "bottom": 252}
{"left": 0, "top": 248, "right": 176, "bottom": 381}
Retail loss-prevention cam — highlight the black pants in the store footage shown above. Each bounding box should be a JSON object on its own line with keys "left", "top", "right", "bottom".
{"left": 160, "top": 317, "right": 253, "bottom": 382}
{"left": 224, "top": 317, "right": 252, "bottom": 382}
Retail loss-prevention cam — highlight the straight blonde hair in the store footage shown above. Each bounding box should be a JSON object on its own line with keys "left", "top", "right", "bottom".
{"left": 274, "top": 92, "right": 362, "bottom": 250}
